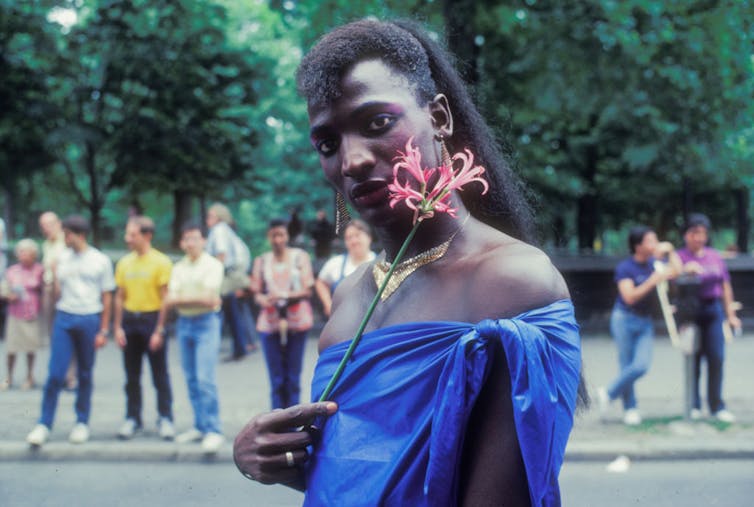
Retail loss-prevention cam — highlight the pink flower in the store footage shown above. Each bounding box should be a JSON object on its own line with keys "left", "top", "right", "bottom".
{"left": 388, "top": 137, "right": 489, "bottom": 223}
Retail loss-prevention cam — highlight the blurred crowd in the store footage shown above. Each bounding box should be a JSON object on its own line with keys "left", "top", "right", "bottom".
{"left": 0, "top": 205, "right": 375, "bottom": 453}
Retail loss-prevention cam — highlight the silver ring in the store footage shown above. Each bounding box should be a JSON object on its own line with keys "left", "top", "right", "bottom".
{"left": 285, "top": 451, "right": 295, "bottom": 467}
{"left": 242, "top": 471, "right": 254, "bottom": 481}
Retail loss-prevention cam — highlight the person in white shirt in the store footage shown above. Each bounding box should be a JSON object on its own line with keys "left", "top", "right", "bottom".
{"left": 315, "top": 219, "right": 376, "bottom": 318}
{"left": 26, "top": 215, "right": 114, "bottom": 446}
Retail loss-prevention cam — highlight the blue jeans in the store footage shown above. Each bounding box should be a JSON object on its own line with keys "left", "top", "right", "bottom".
{"left": 39, "top": 311, "right": 100, "bottom": 428}
{"left": 177, "top": 312, "right": 222, "bottom": 434}
{"left": 608, "top": 307, "right": 654, "bottom": 410}
{"left": 222, "top": 293, "right": 256, "bottom": 358}
{"left": 693, "top": 300, "right": 726, "bottom": 413}
{"left": 259, "top": 330, "right": 308, "bottom": 409}
{"left": 122, "top": 311, "right": 172, "bottom": 425}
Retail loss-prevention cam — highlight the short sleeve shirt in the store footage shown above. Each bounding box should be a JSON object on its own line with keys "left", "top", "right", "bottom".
{"left": 168, "top": 252, "right": 223, "bottom": 316}
{"left": 614, "top": 257, "right": 656, "bottom": 315}
{"left": 317, "top": 252, "right": 376, "bottom": 286}
{"left": 56, "top": 247, "right": 116, "bottom": 315}
{"left": 115, "top": 248, "right": 173, "bottom": 312}
{"left": 677, "top": 247, "right": 730, "bottom": 300}
{"left": 1, "top": 262, "right": 44, "bottom": 320}
{"left": 254, "top": 248, "right": 314, "bottom": 333}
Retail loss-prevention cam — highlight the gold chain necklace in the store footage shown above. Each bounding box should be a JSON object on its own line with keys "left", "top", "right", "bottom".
{"left": 372, "top": 216, "right": 468, "bottom": 301}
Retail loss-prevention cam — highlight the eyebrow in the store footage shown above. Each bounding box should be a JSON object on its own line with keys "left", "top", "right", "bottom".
{"left": 310, "top": 100, "right": 404, "bottom": 140}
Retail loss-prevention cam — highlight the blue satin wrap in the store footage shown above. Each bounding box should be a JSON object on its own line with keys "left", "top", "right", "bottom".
{"left": 304, "top": 299, "right": 581, "bottom": 506}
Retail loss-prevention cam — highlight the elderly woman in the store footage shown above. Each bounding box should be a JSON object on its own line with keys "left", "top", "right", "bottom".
{"left": 234, "top": 19, "right": 583, "bottom": 506}
{"left": 1, "top": 239, "right": 44, "bottom": 390}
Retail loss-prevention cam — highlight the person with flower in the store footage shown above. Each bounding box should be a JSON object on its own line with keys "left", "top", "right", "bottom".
{"left": 234, "top": 19, "right": 583, "bottom": 506}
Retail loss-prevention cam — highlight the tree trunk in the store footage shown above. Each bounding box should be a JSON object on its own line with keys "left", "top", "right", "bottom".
{"left": 577, "top": 194, "right": 597, "bottom": 251}
{"left": 682, "top": 177, "right": 693, "bottom": 223}
{"left": 735, "top": 188, "right": 749, "bottom": 254}
{"left": 173, "top": 190, "right": 193, "bottom": 248}
{"left": 2, "top": 185, "right": 15, "bottom": 242}
{"left": 444, "top": 0, "right": 480, "bottom": 86}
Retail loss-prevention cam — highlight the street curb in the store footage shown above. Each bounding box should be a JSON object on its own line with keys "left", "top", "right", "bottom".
{"left": 565, "top": 440, "right": 754, "bottom": 461}
{"left": 0, "top": 441, "right": 234, "bottom": 463}
{"left": 2, "top": 439, "right": 754, "bottom": 464}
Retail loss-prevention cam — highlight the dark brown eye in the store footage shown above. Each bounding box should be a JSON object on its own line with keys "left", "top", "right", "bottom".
{"left": 317, "top": 138, "right": 339, "bottom": 156}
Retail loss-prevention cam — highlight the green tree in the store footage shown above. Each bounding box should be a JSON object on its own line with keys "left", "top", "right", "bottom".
{"left": 0, "top": 0, "right": 60, "bottom": 237}
{"left": 48, "top": 0, "right": 265, "bottom": 244}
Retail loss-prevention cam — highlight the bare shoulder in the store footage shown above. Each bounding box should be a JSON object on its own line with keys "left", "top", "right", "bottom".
{"left": 466, "top": 236, "right": 569, "bottom": 319}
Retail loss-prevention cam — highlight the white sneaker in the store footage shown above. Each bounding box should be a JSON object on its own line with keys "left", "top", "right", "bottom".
{"left": 158, "top": 417, "right": 175, "bottom": 440}
{"left": 597, "top": 387, "right": 610, "bottom": 416}
{"left": 69, "top": 423, "right": 90, "bottom": 444}
{"left": 714, "top": 409, "right": 736, "bottom": 423}
{"left": 623, "top": 408, "right": 642, "bottom": 426}
{"left": 118, "top": 418, "right": 139, "bottom": 440}
{"left": 689, "top": 408, "right": 703, "bottom": 421}
{"left": 201, "top": 432, "right": 225, "bottom": 454}
{"left": 26, "top": 424, "right": 50, "bottom": 446}
{"left": 175, "top": 428, "right": 204, "bottom": 444}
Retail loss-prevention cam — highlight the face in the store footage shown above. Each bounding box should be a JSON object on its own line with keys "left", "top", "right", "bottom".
{"left": 124, "top": 222, "right": 148, "bottom": 251}
{"left": 267, "top": 226, "right": 289, "bottom": 251}
{"left": 39, "top": 213, "right": 61, "bottom": 239}
{"left": 17, "top": 248, "right": 37, "bottom": 266}
{"left": 63, "top": 229, "right": 79, "bottom": 248}
{"left": 206, "top": 210, "right": 219, "bottom": 228}
{"left": 684, "top": 225, "right": 708, "bottom": 252}
{"left": 308, "top": 59, "right": 450, "bottom": 224}
{"left": 635, "top": 231, "right": 658, "bottom": 257}
{"left": 344, "top": 225, "right": 371, "bottom": 257}
{"left": 180, "top": 229, "right": 205, "bottom": 257}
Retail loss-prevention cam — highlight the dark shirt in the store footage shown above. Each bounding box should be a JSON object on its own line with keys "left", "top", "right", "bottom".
{"left": 614, "top": 257, "right": 655, "bottom": 315}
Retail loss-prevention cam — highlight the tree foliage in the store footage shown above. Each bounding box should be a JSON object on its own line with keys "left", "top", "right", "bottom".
{"left": 1, "top": 0, "right": 752, "bottom": 255}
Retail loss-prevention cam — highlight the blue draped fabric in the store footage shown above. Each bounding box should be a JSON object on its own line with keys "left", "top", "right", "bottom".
{"left": 304, "top": 299, "right": 581, "bottom": 507}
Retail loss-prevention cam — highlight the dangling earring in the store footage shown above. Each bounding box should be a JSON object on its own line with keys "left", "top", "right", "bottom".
{"left": 334, "top": 192, "right": 351, "bottom": 235}
{"left": 437, "top": 134, "right": 452, "bottom": 169}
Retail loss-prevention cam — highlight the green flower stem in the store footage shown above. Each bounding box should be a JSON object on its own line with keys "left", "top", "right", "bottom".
{"left": 318, "top": 220, "right": 422, "bottom": 402}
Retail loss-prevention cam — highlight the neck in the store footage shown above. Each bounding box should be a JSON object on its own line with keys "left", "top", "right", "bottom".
{"left": 72, "top": 241, "right": 87, "bottom": 253}
{"left": 136, "top": 244, "right": 151, "bottom": 256}
{"left": 273, "top": 247, "right": 287, "bottom": 260}
{"left": 376, "top": 208, "right": 470, "bottom": 263}
{"left": 188, "top": 251, "right": 201, "bottom": 261}
{"left": 350, "top": 250, "right": 369, "bottom": 263}
{"left": 633, "top": 252, "right": 650, "bottom": 263}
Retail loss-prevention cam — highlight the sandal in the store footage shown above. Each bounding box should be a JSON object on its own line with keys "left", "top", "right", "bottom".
{"left": 0, "top": 380, "right": 11, "bottom": 391}
{"left": 21, "top": 379, "right": 35, "bottom": 390}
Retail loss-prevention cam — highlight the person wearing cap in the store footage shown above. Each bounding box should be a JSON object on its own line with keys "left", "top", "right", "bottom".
{"left": 26, "top": 214, "right": 115, "bottom": 446}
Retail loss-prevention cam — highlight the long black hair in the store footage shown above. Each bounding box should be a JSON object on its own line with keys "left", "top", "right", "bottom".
{"left": 297, "top": 19, "right": 535, "bottom": 243}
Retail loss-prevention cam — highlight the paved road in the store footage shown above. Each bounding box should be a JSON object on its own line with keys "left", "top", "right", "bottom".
{"left": 1, "top": 331, "right": 753, "bottom": 462}
{"left": 2, "top": 459, "right": 752, "bottom": 507}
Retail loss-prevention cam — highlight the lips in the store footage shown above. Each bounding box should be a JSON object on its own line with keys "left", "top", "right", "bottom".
{"left": 350, "top": 179, "right": 391, "bottom": 208}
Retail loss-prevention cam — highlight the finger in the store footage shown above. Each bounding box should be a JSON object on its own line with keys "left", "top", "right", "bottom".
{"left": 259, "top": 402, "right": 337, "bottom": 432}
{"left": 280, "top": 448, "right": 309, "bottom": 468}
{"left": 238, "top": 427, "right": 313, "bottom": 461}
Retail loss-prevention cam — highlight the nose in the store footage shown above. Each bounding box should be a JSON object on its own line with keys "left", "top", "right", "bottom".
{"left": 340, "top": 135, "right": 375, "bottom": 179}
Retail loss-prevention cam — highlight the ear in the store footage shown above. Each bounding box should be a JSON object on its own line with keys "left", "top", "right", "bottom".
{"left": 428, "top": 94, "right": 453, "bottom": 138}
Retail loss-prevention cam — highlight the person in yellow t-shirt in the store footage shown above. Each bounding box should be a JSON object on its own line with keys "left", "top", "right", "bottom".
{"left": 113, "top": 216, "right": 174, "bottom": 441}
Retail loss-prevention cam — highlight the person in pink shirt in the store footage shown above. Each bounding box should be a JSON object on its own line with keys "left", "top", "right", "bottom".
{"left": 678, "top": 213, "right": 741, "bottom": 423}
{"left": 1, "top": 239, "right": 44, "bottom": 390}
